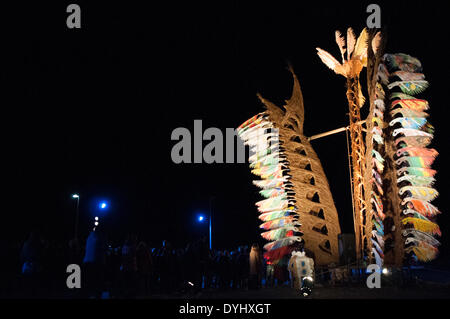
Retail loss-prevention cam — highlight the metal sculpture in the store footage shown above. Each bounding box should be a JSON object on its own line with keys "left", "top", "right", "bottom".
{"left": 317, "top": 28, "right": 441, "bottom": 267}
{"left": 238, "top": 67, "right": 341, "bottom": 266}
{"left": 376, "top": 52, "right": 440, "bottom": 266}
{"left": 316, "top": 28, "right": 370, "bottom": 260}
{"left": 238, "top": 26, "right": 441, "bottom": 269}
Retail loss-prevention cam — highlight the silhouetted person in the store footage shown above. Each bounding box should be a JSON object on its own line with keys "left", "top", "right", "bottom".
{"left": 198, "top": 236, "right": 209, "bottom": 289}
{"left": 174, "top": 248, "right": 185, "bottom": 291}
{"left": 83, "top": 227, "right": 107, "bottom": 298}
{"left": 20, "top": 232, "right": 44, "bottom": 297}
{"left": 212, "top": 250, "right": 222, "bottom": 288}
{"left": 120, "top": 234, "right": 138, "bottom": 297}
{"left": 236, "top": 247, "right": 244, "bottom": 288}
{"left": 182, "top": 243, "right": 194, "bottom": 287}
{"left": 236, "top": 246, "right": 249, "bottom": 289}
{"left": 249, "top": 243, "right": 262, "bottom": 289}
{"left": 220, "top": 250, "right": 232, "bottom": 289}
{"left": 230, "top": 250, "right": 239, "bottom": 289}
{"left": 265, "top": 260, "right": 275, "bottom": 288}
{"left": 158, "top": 240, "right": 174, "bottom": 293}
{"left": 136, "top": 241, "right": 153, "bottom": 296}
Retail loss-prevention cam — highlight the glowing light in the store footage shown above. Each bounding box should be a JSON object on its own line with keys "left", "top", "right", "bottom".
{"left": 95, "top": 216, "right": 99, "bottom": 221}
{"left": 72, "top": 194, "right": 79, "bottom": 199}
{"left": 198, "top": 215, "right": 204, "bottom": 222}
{"left": 382, "top": 268, "right": 389, "bottom": 274}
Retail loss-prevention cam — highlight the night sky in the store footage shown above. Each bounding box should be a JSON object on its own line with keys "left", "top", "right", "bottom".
{"left": 2, "top": 1, "right": 449, "bottom": 258}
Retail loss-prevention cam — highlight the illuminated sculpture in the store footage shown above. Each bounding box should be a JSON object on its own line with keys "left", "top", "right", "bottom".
{"left": 238, "top": 67, "right": 341, "bottom": 266}
{"left": 317, "top": 28, "right": 372, "bottom": 261}
{"left": 239, "top": 26, "right": 440, "bottom": 269}
{"left": 376, "top": 52, "right": 440, "bottom": 266}
{"left": 317, "top": 28, "right": 441, "bottom": 266}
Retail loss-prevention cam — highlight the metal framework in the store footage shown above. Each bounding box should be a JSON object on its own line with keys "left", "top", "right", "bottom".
{"left": 346, "top": 76, "right": 368, "bottom": 261}
{"left": 258, "top": 68, "right": 342, "bottom": 265}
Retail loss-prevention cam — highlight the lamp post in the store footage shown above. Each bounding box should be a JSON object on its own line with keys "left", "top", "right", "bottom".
{"left": 197, "top": 196, "right": 215, "bottom": 250}
{"left": 209, "top": 196, "right": 215, "bottom": 250}
{"left": 72, "top": 194, "right": 80, "bottom": 239}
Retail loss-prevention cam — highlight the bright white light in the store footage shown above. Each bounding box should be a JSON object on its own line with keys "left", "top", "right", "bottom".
{"left": 187, "top": 281, "right": 194, "bottom": 286}
{"left": 382, "top": 268, "right": 388, "bottom": 274}
{"left": 94, "top": 221, "right": 99, "bottom": 226}
{"left": 95, "top": 216, "right": 99, "bottom": 221}
{"left": 72, "top": 194, "right": 79, "bottom": 198}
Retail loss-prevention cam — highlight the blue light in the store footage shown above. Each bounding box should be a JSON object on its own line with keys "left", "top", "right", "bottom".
{"left": 198, "top": 215, "right": 205, "bottom": 222}
{"left": 99, "top": 202, "right": 107, "bottom": 210}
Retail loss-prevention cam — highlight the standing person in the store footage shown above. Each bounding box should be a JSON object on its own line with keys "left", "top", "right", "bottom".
{"left": 183, "top": 243, "right": 193, "bottom": 288}
{"left": 288, "top": 244, "right": 315, "bottom": 296}
{"left": 174, "top": 248, "right": 185, "bottom": 291}
{"left": 136, "top": 241, "right": 153, "bottom": 296}
{"left": 120, "top": 234, "right": 138, "bottom": 297}
{"left": 214, "top": 250, "right": 223, "bottom": 289}
{"left": 82, "top": 227, "right": 107, "bottom": 298}
{"left": 236, "top": 246, "right": 249, "bottom": 289}
{"left": 109, "top": 245, "right": 122, "bottom": 298}
{"left": 158, "top": 240, "right": 172, "bottom": 293}
{"left": 198, "top": 236, "right": 209, "bottom": 290}
{"left": 230, "top": 250, "right": 239, "bottom": 289}
{"left": 219, "top": 250, "right": 232, "bottom": 290}
{"left": 20, "top": 232, "right": 44, "bottom": 298}
{"left": 204, "top": 249, "right": 214, "bottom": 289}
{"left": 249, "top": 243, "right": 262, "bottom": 289}
{"left": 265, "top": 260, "right": 275, "bottom": 288}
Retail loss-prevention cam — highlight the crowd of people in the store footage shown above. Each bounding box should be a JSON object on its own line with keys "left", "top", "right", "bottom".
{"left": 0, "top": 228, "right": 296, "bottom": 299}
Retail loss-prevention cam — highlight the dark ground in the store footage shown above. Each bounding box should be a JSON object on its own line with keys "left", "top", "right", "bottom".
{"left": 3, "top": 268, "right": 450, "bottom": 299}
{"left": 192, "top": 285, "right": 450, "bottom": 299}
{"left": 148, "top": 266, "right": 450, "bottom": 299}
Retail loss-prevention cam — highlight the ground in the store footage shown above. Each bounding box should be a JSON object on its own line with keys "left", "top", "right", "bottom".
{"left": 147, "top": 266, "right": 450, "bottom": 299}
{"left": 187, "top": 285, "right": 450, "bottom": 299}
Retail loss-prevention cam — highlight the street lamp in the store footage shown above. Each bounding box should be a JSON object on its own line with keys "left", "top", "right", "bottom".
{"left": 209, "top": 197, "right": 215, "bottom": 250}
{"left": 99, "top": 201, "right": 107, "bottom": 210}
{"left": 72, "top": 194, "right": 80, "bottom": 239}
{"left": 197, "top": 197, "right": 215, "bottom": 250}
{"left": 197, "top": 213, "right": 211, "bottom": 249}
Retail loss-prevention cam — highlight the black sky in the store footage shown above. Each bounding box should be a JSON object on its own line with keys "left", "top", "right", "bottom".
{"left": 1, "top": 1, "right": 449, "bottom": 258}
